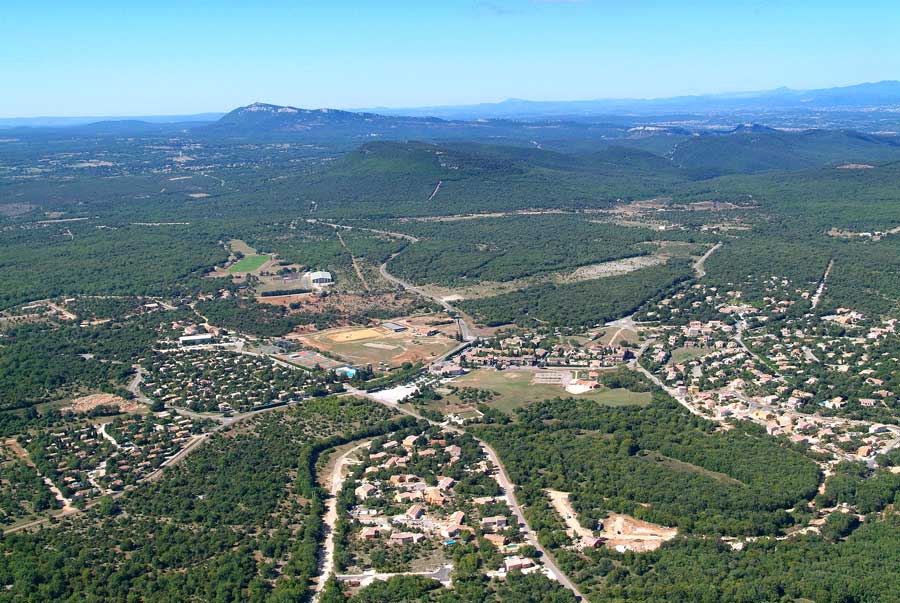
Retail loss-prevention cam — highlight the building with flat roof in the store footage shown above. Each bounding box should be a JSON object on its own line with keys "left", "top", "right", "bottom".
{"left": 179, "top": 333, "right": 214, "bottom": 346}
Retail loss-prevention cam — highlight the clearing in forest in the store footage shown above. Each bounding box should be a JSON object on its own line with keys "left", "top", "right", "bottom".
{"left": 445, "top": 369, "right": 652, "bottom": 413}
{"left": 228, "top": 255, "right": 270, "bottom": 273}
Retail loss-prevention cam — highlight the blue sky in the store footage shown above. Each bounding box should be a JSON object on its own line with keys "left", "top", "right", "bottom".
{"left": 2, "top": 0, "right": 899, "bottom": 116}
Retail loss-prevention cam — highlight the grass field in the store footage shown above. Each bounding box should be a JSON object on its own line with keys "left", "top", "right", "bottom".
{"left": 446, "top": 369, "right": 652, "bottom": 413}
{"left": 228, "top": 255, "right": 270, "bottom": 273}
{"left": 668, "top": 346, "right": 708, "bottom": 365}
{"left": 597, "top": 327, "right": 640, "bottom": 346}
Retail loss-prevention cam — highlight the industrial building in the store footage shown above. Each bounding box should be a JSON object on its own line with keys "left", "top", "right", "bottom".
{"left": 308, "top": 270, "right": 333, "bottom": 285}
{"left": 178, "top": 333, "right": 214, "bottom": 346}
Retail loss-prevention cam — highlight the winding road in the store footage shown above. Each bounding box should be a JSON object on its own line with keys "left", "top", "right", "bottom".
{"left": 378, "top": 255, "right": 475, "bottom": 341}
{"left": 310, "top": 218, "right": 475, "bottom": 341}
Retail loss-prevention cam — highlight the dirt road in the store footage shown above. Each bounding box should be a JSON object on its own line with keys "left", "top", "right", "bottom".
{"left": 334, "top": 230, "right": 371, "bottom": 291}
{"left": 312, "top": 440, "right": 372, "bottom": 602}
{"left": 427, "top": 180, "right": 442, "bottom": 201}
{"left": 4, "top": 439, "right": 75, "bottom": 516}
{"left": 810, "top": 258, "right": 834, "bottom": 309}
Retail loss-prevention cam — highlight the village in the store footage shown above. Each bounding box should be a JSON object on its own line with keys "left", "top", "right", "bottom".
{"left": 328, "top": 427, "right": 555, "bottom": 593}
{"left": 16, "top": 407, "right": 210, "bottom": 507}
{"left": 141, "top": 347, "right": 328, "bottom": 414}
{"left": 635, "top": 279, "right": 900, "bottom": 471}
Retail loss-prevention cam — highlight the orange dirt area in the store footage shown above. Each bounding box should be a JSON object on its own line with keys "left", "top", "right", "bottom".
{"left": 599, "top": 513, "right": 678, "bottom": 553}
{"left": 64, "top": 393, "right": 142, "bottom": 415}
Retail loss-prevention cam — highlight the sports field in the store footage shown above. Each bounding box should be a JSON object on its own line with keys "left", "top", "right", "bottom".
{"left": 228, "top": 255, "right": 270, "bottom": 273}
{"left": 300, "top": 324, "right": 458, "bottom": 369}
{"left": 327, "top": 328, "right": 383, "bottom": 342}
{"left": 447, "top": 369, "right": 652, "bottom": 413}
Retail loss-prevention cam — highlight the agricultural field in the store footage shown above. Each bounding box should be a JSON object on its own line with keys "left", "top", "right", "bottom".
{"left": 441, "top": 369, "right": 652, "bottom": 414}
{"left": 299, "top": 319, "right": 460, "bottom": 370}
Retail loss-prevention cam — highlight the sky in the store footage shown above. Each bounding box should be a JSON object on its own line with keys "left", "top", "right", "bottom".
{"left": 2, "top": 0, "right": 899, "bottom": 117}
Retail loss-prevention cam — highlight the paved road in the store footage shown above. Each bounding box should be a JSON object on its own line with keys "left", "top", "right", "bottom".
{"left": 310, "top": 218, "right": 475, "bottom": 342}
{"left": 693, "top": 241, "right": 722, "bottom": 278}
{"left": 379, "top": 255, "right": 475, "bottom": 342}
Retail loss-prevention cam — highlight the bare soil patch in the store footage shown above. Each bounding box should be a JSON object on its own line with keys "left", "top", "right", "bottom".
{"left": 599, "top": 513, "right": 678, "bottom": 552}
{"left": 65, "top": 393, "right": 142, "bottom": 414}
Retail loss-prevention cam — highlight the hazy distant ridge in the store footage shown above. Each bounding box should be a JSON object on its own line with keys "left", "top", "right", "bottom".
{"left": 356, "top": 80, "right": 900, "bottom": 119}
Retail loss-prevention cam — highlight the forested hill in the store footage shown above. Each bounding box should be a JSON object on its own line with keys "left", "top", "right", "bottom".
{"left": 297, "top": 140, "right": 692, "bottom": 218}
{"left": 670, "top": 127, "right": 900, "bottom": 175}
{"left": 196, "top": 102, "right": 623, "bottom": 147}
{"left": 202, "top": 105, "right": 900, "bottom": 173}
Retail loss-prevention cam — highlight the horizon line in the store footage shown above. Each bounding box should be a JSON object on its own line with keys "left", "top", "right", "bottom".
{"left": 1, "top": 78, "right": 898, "bottom": 121}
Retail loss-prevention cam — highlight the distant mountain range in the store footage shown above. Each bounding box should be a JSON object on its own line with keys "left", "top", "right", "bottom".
{"left": 0, "top": 112, "right": 224, "bottom": 129}
{"left": 5, "top": 84, "right": 900, "bottom": 172}
{"left": 357, "top": 80, "right": 900, "bottom": 119}
{"left": 4, "top": 81, "right": 900, "bottom": 129}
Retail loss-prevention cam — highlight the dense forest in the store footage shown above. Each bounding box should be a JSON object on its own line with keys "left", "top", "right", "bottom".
{"left": 475, "top": 396, "right": 900, "bottom": 603}
{"left": 386, "top": 216, "right": 671, "bottom": 286}
{"left": 0, "top": 223, "right": 227, "bottom": 310}
{"left": 460, "top": 261, "right": 693, "bottom": 328}
{"left": 0, "top": 311, "right": 188, "bottom": 412}
{"left": 475, "top": 394, "right": 820, "bottom": 536}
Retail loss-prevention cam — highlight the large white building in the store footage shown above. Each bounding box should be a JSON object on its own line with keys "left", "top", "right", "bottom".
{"left": 308, "top": 270, "right": 333, "bottom": 285}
